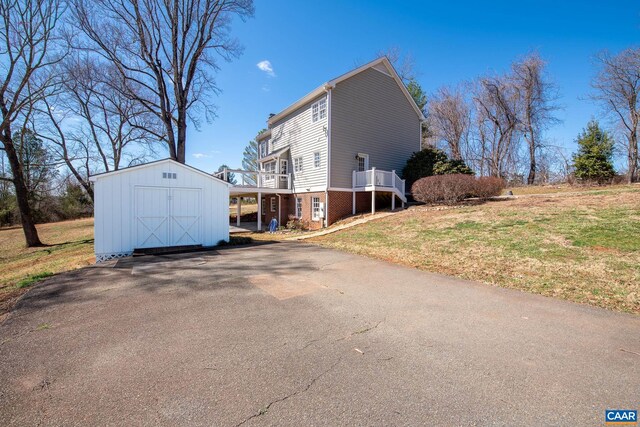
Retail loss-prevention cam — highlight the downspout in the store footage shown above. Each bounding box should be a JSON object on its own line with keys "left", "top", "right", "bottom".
{"left": 324, "top": 83, "right": 334, "bottom": 228}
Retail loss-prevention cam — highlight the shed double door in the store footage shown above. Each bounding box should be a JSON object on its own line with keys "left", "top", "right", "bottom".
{"left": 135, "top": 186, "right": 202, "bottom": 248}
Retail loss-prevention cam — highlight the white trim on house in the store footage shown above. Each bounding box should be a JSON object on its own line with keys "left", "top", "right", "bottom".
{"left": 327, "top": 187, "right": 355, "bottom": 192}
{"left": 267, "top": 57, "right": 426, "bottom": 127}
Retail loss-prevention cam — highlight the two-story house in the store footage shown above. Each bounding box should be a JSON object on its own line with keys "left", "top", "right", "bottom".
{"left": 222, "top": 56, "right": 425, "bottom": 231}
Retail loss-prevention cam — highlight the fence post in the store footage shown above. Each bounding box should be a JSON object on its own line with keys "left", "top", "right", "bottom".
{"left": 371, "top": 167, "right": 376, "bottom": 187}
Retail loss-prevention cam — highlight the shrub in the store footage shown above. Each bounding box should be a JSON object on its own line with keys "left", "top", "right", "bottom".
{"left": 474, "top": 177, "right": 506, "bottom": 199}
{"left": 412, "top": 174, "right": 505, "bottom": 205}
{"left": 402, "top": 147, "right": 473, "bottom": 188}
{"left": 412, "top": 174, "right": 476, "bottom": 205}
{"left": 286, "top": 215, "right": 309, "bottom": 231}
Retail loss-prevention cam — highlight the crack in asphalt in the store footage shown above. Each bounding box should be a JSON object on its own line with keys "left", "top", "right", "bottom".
{"left": 234, "top": 357, "right": 343, "bottom": 427}
{"left": 336, "top": 319, "right": 385, "bottom": 341}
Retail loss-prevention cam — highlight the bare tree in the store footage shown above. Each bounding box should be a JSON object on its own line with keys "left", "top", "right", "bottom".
{"left": 0, "top": 0, "right": 65, "bottom": 246}
{"left": 38, "top": 55, "right": 161, "bottom": 200}
{"left": 473, "top": 75, "right": 520, "bottom": 178}
{"left": 591, "top": 48, "right": 640, "bottom": 183}
{"left": 428, "top": 85, "right": 471, "bottom": 160}
{"left": 72, "top": 0, "right": 254, "bottom": 163}
{"left": 376, "top": 46, "right": 417, "bottom": 84}
{"left": 511, "top": 53, "right": 560, "bottom": 184}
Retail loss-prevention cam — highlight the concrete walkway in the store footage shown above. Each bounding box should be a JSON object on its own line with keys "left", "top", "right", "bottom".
{"left": 287, "top": 211, "right": 398, "bottom": 240}
{"left": 1, "top": 243, "right": 638, "bottom": 426}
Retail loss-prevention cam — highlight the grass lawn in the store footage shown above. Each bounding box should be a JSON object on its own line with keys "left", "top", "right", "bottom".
{"left": 311, "top": 186, "right": 640, "bottom": 314}
{"left": 0, "top": 218, "right": 94, "bottom": 317}
{"left": 229, "top": 203, "right": 258, "bottom": 219}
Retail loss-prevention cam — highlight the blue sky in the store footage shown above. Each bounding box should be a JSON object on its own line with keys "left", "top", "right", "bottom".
{"left": 186, "top": 0, "right": 639, "bottom": 172}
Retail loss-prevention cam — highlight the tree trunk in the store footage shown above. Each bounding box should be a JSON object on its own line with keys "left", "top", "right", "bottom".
{"left": 1, "top": 133, "right": 43, "bottom": 247}
{"left": 527, "top": 141, "right": 536, "bottom": 185}
{"left": 629, "top": 133, "right": 638, "bottom": 184}
{"left": 176, "top": 109, "right": 187, "bottom": 163}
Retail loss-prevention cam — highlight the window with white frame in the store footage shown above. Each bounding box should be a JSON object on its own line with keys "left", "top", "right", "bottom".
{"left": 294, "top": 156, "right": 303, "bottom": 173}
{"left": 270, "top": 197, "right": 276, "bottom": 212}
{"left": 264, "top": 161, "right": 275, "bottom": 180}
{"left": 260, "top": 140, "right": 268, "bottom": 158}
{"left": 295, "top": 197, "right": 302, "bottom": 218}
{"left": 357, "top": 153, "right": 369, "bottom": 172}
{"left": 311, "top": 98, "right": 327, "bottom": 122}
{"left": 313, "top": 152, "right": 321, "bottom": 168}
{"left": 312, "top": 197, "right": 321, "bottom": 221}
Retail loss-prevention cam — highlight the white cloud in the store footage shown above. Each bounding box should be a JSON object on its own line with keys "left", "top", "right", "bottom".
{"left": 192, "top": 153, "right": 209, "bottom": 159}
{"left": 257, "top": 60, "right": 275, "bottom": 77}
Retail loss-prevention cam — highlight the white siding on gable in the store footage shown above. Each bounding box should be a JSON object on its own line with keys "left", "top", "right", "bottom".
{"left": 92, "top": 161, "right": 229, "bottom": 261}
{"left": 269, "top": 95, "right": 328, "bottom": 190}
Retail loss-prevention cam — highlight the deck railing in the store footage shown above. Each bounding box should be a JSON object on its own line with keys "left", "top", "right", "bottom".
{"left": 353, "top": 168, "right": 405, "bottom": 196}
{"left": 213, "top": 168, "right": 292, "bottom": 190}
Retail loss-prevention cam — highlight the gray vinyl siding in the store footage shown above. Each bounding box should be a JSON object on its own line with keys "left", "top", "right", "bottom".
{"left": 268, "top": 95, "right": 328, "bottom": 191}
{"left": 330, "top": 67, "right": 421, "bottom": 188}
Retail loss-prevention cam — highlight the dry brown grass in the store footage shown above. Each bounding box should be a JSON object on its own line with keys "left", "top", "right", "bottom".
{"left": 229, "top": 203, "right": 258, "bottom": 219}
{"left": 505, "top": 183, "right": 639, "bottom": 195}
{"left": 312, "top": 186, "right": 640, "bottom": 314}
{"left": 0, "top": 218, "right": 94, "bottom": 317}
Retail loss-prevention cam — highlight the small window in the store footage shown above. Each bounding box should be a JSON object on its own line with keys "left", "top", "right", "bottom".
{"left": 162, "top": 172, "right": 177, "bottom": 179}
{"left": 264, "top": 161, "right": 275, "bottom": 181}
{"left": 311, "top": 98, "right": 327, "bottom": 123}
{"left": 313, "top": 152, "right": 321, "bottom": 168}
{"left": 295, "top": 197, "right": 302, "bottom": 218}
{"left": 262, "top": 198, "right": 266, "bottom": 215}
{"left": 312, "top": 197, "right": 321, "bottom": 221}
{"left": 356, "top": 154, "right": 368, "bottom": 172}
{"left": 294, "top": 157, "right": 303, "bottom": 173}
{"left": 270, "top": 197, "right": 276, "bottom": 212}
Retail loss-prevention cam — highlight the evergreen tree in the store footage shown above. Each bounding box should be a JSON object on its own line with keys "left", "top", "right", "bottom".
{"left": 402, "top": 146, "right": 473, "bottom": 187}
{"left": 217, "top": 164, "right": 237, "bottom": 185}
{"left": 572, "top": 121, "right": 615, "bottom": 184}
{"left": 241, "top": 133, "right": 261, "bottom": 186}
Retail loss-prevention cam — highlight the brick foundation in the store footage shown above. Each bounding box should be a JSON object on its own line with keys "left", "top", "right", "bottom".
{"left": 259, "top": 190, "right": 397, "bottom": 230}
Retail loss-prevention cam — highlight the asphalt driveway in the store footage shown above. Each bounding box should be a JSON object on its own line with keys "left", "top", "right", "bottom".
{"left": 1, "top": 242, "right": 638, "bottom": 426}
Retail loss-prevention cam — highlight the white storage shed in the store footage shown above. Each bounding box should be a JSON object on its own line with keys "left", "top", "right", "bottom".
{"left": 90, "top": 159, "right": 230, "bottom": 262}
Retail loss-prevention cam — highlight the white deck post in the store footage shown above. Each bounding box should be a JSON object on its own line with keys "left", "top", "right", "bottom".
{"left": 352, "top": 191, "right": 356, "bottom": 215}
{"left": 391, "top": 170, "right": 396, "bottom": 210}
{"left": 236, "top": 197, "right": 241, "bottom": 227}
{"left": 257, "top": 192, "right": 262, "bottom": 231}
{"left": 371, "top": 168, "right": 376, "bottom": 214}
{"left": 371, "top": 190, "right": 375, "bottom": 214}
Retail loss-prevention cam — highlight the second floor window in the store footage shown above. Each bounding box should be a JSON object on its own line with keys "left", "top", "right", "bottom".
{"left": 294, "top": 157, "right": 303, "bottom": 173}
{"left": 264, "top": 161, "right": 276, "bottom": 180}
{"left": 314, "top": 152, "right": 321, "bottom": 168}
{"left": 260, "top": 141, "right": 268, "bottom": 158}
{"left": 312, "top": 98, "right": 327, "bottom": 122}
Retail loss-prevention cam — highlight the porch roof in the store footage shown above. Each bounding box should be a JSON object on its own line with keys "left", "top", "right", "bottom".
{"left": 259, "top": 145, "right": 290, "bottom": 163}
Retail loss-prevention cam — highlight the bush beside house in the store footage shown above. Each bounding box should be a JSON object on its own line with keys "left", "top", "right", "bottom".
{"left": 402, "top": 147, "right": 473, "bottom": 188}
{"left": 412, "top": 174, "right": 505, "bottom": 205}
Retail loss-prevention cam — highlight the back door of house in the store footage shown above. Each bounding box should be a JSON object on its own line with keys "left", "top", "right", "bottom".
{"left": 135, "top": 186, "right": 202, "bottom": 248}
